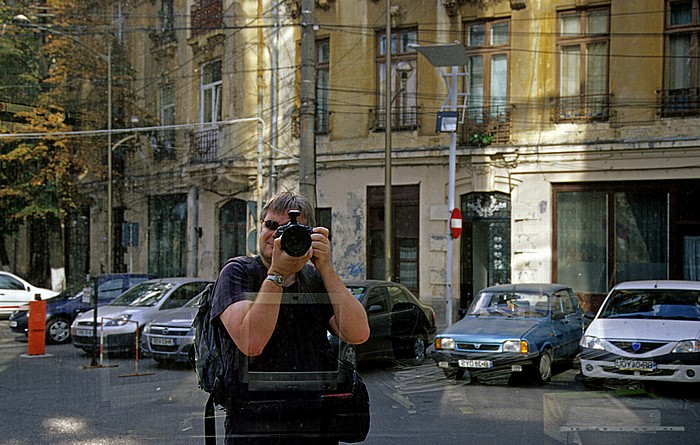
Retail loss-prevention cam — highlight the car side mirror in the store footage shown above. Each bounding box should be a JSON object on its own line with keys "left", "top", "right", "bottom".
{"left": 367, "top": 304, "right": 383, "bottom": 314}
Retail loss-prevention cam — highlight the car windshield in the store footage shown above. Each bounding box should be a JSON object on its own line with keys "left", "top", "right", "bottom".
{"left": 109, "top": 282, "right": 174, "bottom": 307}
{"left": 599, "top": 289, "right": 700, "bottom": 320}
{"left": 468, "top": 291, "right": 548, "bottom": 318}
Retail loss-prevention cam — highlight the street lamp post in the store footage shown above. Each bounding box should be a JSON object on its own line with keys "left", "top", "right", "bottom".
{"left": 410, "top": 42, "right": 469, "bottom": 327}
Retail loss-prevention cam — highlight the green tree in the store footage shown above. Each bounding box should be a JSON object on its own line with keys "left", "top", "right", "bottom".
{"left": 0, "top": 0, "right": 138, "bottom": 284}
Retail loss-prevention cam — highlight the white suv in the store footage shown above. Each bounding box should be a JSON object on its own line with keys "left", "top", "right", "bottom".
{"left": 580, "top": 280, "right": 700, "bottom": 384}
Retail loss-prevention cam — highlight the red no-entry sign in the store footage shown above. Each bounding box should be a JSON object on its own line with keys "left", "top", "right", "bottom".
{"left": 450, "top": 208, "right": 462, "bottom": 239}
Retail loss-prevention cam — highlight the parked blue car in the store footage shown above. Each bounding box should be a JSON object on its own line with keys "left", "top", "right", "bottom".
{"left": 8, "top": 273, "right": 155, "bottom": 344}
{"left": 430, "top": 283, "right": 585, "bottom": 384}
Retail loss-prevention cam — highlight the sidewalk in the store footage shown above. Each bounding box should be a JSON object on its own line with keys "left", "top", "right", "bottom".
{"left": 0, "top": 319, "right": 26, "bottom": 349}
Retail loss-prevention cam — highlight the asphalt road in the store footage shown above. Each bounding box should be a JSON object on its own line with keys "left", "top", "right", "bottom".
{"left": 2, "top": 320, "right": 700, "bottom": 445}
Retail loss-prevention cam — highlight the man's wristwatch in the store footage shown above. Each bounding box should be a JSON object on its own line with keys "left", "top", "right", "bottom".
{"left": 266, "top": 274, "right": 285, "bottom": 287}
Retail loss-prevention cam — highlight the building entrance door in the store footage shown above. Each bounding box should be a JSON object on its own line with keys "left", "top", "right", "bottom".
{"left": 459, "top": 192, "right": 511, "bottom": 317}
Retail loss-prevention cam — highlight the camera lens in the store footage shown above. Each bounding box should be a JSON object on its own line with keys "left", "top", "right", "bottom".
{"left": 281, "top": 225, "right": 312, "bottom": 257}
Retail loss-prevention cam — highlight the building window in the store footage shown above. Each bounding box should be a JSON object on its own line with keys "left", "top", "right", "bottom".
{"left": 200, "top": 59, "right": 222, "bottom": 125}
{"left": 553, "top": 183, "right": 683, "bottom": 305}
{"left": 316, "top": 39, "right": 330, "bottom": 134}
{"left": 191, "top": 0, "right": 223, "bottom": 38}
{"left": 463, "top": 19, "right": 511, "bottom": 145}
{"left": 661, "top": 0, "right": 700, "bottom": 116}
{"left": 192, "top": 59, "right": 222, "bottom": 162}
{"left": 554, "top": 7, "right": 610, "bottom": 122}
{"left": 154, "top": 84, "right": 176, "bottom": 161}
{"left": 315, "top": 207, "right": 332, "bottom": 240}
{"left": 219, "top": 199, "right": 247, "bottom": 267}
{"left": 148, "top": 194, "right": 188, "bottom": 277}
{"left": 159, "top": 0, "right": 175, "bottom": 43}
{"left": 373, "top": 28, "right": 418, "bottom": 131}
{"left": 466, "top": 19, "right": 510, "bottom": 122}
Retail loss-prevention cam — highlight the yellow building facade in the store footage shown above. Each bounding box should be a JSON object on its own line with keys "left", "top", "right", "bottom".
{"left": 81, "top": 0, "right": 700, "bottom": 324}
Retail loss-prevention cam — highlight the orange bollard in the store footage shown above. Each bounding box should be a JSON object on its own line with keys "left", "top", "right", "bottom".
{"left": 28, "top": 295, "right": 46, "bottom": 355}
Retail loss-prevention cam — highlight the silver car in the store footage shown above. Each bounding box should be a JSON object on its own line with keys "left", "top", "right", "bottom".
{"left": 71, "top": 277, "right": 211, "bottom": 355}
{"left": 142, "top": 293, "right": 202, "bottom": 364}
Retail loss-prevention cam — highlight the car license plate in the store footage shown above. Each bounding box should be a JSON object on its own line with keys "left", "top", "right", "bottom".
{"left": 151, "top": 337, "right": 174, "bottom": 346}
{"left": 616, "top": 359, "right": 656, "bottom": 371}
{"left": 76, "top": 329, "right": 94, "bottom": 337}
{"left": 9, "top": 321, "right": 17, "bottom": 328}
{"left": 458, "top": 359, "right": 493, "bottom": 369}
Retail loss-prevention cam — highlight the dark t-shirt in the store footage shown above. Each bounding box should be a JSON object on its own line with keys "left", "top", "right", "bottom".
{"left": 210, "top": 256, "right": 336, "bottom": 393}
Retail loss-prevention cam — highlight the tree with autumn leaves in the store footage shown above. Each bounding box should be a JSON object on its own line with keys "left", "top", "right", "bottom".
{"left": 0, "top": 0, "right": 138, "bottom": 288}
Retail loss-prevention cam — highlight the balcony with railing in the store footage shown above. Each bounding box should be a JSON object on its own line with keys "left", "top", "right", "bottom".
{"left": 459, "top": 108, "right": 511, "bottom": 146}
{"left": 657, "top": 88, "right": 700, "bottom": 118}
{"left": 152, "top": 130, "right": 177, "bottom": 161}
{"left": 191, "top": 0, "right": 223, "bottom": 38}
{"left": 189, "top": 127, "right": 220, "bottom": 163}
{"left": 550, "top": 94, "right": 611, "bottom": 123}
{"left": 369, "top": 106, "right": 420, "bottom": 132}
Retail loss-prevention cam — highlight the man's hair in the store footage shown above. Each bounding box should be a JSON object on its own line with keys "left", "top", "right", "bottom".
{"left": 260, "top": 191, "right": 316, "bottom": 227}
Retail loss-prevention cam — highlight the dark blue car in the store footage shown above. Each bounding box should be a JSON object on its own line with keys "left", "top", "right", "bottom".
{"left": 430, "top": 283, "right": 585, "bottom": 385}
{"left": 8, "top": 273, "right": 155, "bottom": 344}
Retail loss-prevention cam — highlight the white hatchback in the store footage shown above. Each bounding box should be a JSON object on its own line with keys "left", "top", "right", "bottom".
{"left": 580, "top": 280, "right": 700, "bottom": 384}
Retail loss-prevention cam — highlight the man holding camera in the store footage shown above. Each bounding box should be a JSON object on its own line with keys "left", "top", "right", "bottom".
{"left": 211, "top": 191, "right": 370, "bottom": 444}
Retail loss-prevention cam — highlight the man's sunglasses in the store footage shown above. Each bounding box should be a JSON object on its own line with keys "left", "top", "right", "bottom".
{"left": 263, "top": 220, "right": 281, "bottom": 231}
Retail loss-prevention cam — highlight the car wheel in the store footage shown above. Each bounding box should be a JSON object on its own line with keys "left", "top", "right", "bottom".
{"left": 340, "top": 344, "right": 357, "bottom": 368}
{"left": 534, "top": 349, "right": 553, "bottom": 384}
{"left": 46, "top": 317, "right": 71, "bottom": 344}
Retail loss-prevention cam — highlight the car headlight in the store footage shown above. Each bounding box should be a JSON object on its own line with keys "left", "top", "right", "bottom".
{"left": 581, "top": 335, "right": 605, "bottom": 350}
{"left": 435, "top": 337, "right": 455, "bottom": 350}
{"left": 104, "top": 314, "right": 132, "bottom": 327}
{"left": 503, "top": 340, "right": 528, "bottom": 354}
{"left": 143, "top": 323, "right": 151, "bottom": 334}
{"left": 672, "top": 340, "right": 700, "bottom": 353}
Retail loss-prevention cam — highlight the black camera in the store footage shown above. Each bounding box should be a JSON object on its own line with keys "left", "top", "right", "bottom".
{"left": 275, "top": 210, "right": 314, "bottom": 257}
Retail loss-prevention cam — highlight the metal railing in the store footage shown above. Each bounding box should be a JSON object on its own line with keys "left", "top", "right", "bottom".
{"left": 551, "top": 93, "right": 611, "bottom": 123}
{"left": 657, "top": 87, "right": 700, "bottom": 117}
{"left": 369, "top": 106, "right": 420, "bottom": 131}
{"left": 459, "top": 108, "right": 511, "bottom": 146}
{"left": 189, "top": 127, "right": 220, "bottom": 163}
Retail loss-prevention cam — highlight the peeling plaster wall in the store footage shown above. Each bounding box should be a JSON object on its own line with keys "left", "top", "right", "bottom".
{"left": 317, "top": 162, "right": 452, "bottom": 308}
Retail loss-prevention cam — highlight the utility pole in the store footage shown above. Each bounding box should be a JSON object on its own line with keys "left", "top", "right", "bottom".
{"left": 384, "top": 0, "right": 393, "bottom": 282}
{"left": 299, "top": 0, "right": 317, "bottom": 207}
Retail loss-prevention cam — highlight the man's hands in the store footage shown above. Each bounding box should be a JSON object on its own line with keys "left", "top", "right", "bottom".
{"left": 268, "top": 226, "right": 333, "bottom": 277}
{"left": 309, "top": 227, "right": 332, "bottom": 274}
{"left": 268, "top": 235, "right": 311, "bottom": 277}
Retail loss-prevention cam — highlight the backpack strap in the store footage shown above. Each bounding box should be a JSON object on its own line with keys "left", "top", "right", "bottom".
{"left": 204, "top": 392, "right": 216, "bottom": 445}
{"left": 203, "top": 255, "right": 261, "bottom": 444}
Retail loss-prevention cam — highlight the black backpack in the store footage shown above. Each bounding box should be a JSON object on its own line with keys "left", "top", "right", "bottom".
{"left": 191, "top": 256, "right": 262, "bottom": 445}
